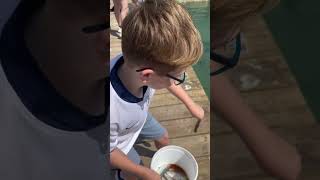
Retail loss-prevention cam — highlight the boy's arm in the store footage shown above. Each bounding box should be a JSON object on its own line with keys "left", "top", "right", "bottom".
{"left": 211, "top": 73, "right": 301, "bottom": 180}
{"left": 110, "top": 148, "right": 160, "bottom": 180}
{"left": 110, "top": 122, "right": 160, "bottom": 179}
{"left": 167, "top": 84, "right": 204, "bottom": 121}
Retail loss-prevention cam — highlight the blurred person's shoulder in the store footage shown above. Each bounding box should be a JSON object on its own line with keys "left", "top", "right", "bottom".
{"left": 0, "top": 0, "right": 21, "bottom": 84}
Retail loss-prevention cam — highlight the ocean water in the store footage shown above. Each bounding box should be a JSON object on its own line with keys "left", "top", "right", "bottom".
{"left": 185, "top": 2, "right": 210, "bottom": 97}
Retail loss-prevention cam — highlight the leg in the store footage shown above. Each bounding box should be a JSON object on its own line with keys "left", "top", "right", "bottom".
{"left": 119, "top": 0, "right": 129, "bottom": 27}
{"left": 112, "top": 0, "right": 121, "bottom": 26}
{"left": 137, "top": 113, "right": 169, "bottom": 150}
{"left": 154, "top": 130, "right": 169, "bottom": 149}
{"left": 113, "top": 0, "right": 128, "bottom": 27}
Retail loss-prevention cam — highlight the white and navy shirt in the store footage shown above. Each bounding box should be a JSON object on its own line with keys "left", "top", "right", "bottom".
{"left": 110, "top": 54, "right": 155, "bottom": 154}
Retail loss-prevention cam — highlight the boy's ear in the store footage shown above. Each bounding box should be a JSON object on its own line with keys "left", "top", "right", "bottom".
{"left": 139, "top": 69, "right": 155, "bottom": 83}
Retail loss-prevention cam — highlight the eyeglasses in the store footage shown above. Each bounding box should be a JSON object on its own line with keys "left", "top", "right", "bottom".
{"left": 136, "top": 68, "right": 186, "bottom": 85}
{"left": 82, "top": 23, "right": 110, "bottom": 34}
{"left": 211, "top": 33, "right": 241, "bottom": 76}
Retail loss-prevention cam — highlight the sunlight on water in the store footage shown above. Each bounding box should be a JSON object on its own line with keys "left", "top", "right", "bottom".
{"left": 185, "top": 2, "right": 210, "bottom": 97}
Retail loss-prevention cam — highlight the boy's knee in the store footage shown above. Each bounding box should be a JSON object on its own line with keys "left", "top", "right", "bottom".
{"left": 155, "top": 131, "right": 169, "bottom": 149}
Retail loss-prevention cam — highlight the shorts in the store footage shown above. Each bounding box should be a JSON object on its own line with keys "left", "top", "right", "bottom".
{"left": 137, "top": 113, "right": 166, "bottom": 142}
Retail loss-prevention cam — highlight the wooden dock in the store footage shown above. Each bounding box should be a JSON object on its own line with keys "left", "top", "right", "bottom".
{"left": 110, "top": 6, "right": 211, "bottom": 180}
{"left": 212, "top": 15, "right": 320, "bottom": 180}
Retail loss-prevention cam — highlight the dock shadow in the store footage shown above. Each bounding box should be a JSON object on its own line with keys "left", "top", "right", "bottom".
{"left": 134, "top": 142, "right": 156, "bottom": 159}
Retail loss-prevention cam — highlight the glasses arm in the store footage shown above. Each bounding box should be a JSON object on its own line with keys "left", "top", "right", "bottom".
{"left": 210, "top": 66, "right": 231, "bottom": 76}
{"left": 210, "top": 33, "right": 242, "bottom": 68}
{"left": 166, "top": 72, "right": 185, "bottom": 85}
{"left": 210, "top": 34, "right": 242, "bottom": 76}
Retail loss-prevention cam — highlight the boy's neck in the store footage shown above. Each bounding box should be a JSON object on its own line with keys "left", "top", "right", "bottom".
{"left": 24, "top": 4, "right": 105, "bottom": 115}
{"left": 117, "top": 60, "right": 145, "bottom": 98}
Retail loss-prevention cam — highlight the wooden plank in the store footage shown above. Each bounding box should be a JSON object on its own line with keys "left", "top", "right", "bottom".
{"left": 168, "top": 134, "right": 210, "bottom": 157}
{"left": 154, "top": 79, "right": 204, "bottom": 95}
{"left": 240, "top": 55, "right": 290, "bottom": 71}
{"left": 149, "top": 101, "right": 210, "bottom": 122}
{"left": 239, "top": 16, "right": 283, "bottom": 60}
{"left": 295, "top": 125, "right": 320, "bottom": 180}
{"left": 197, "top": 156, "right": 210, "bottom": 180}
{"left": 241, "top": 87, "right": 310, "bottom": 115}
{"left": 151, "top": 89, "right": 208, "bottom": 107}
{"left": 228, "top": 57, "right": 297, "bottom": 92}
{"left": 160, "top": 116, "right": 210, "bottom": 138}
{"left": 212, "top": 128, "right": 297, "bottom": 179}
{"left": 240, "top": 39, "right": 281, "bottom": 60}
{"left": 216, "top": 175, "right": 273, "bottom": 180}
{"left": 212, "top": 155, "right": 266, "bottom": 179}
{"left": 241, "top": 16, "right": 270, "bottom": 31}
{"left": 212, "top": 125, "right": 320, "bottom": 179}
{"left": 227, "top": 17, "right": 299, "bottom": 93}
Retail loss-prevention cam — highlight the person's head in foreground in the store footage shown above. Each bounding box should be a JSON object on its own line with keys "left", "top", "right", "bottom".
{"left": 28, "top": 0, "right": 109, "bottom": 80}
{"left": 121, "top": 0, "right": 203, "bottom": 89}
{"left": 211, "top": 0, "right": 280, "bottom": 49}
{"left": 211, "top": 0, "right": 280, "bottom": 76}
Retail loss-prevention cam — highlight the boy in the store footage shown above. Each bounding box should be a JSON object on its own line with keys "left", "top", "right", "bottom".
{"left": 0, "top": 0, "right": 109, "bottom": 179}
{"left": 110, "top": 0, "right": 204, "bottom": 179}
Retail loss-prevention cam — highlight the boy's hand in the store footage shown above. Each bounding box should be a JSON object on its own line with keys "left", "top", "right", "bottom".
{"left": 111, "top": 149, "right": 160, "bottom": 180}
{"left": 140, "top": 167, "right": 161, "bottom": 180}
{"left": 188, "top": 103, "right": 205, "bottom": 133}
{"left": 189, "top": 102, "right": 205, "bottom": 121}
{"left": 166, "top": 84, "right": 205, "bottom": 132}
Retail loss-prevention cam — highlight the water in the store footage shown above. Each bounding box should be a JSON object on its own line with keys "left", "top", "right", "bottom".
{"left": 185, "top": 2, "right": 210, "bottom": 97}
{"left": 264, "top": 1, "right": 320, "bottom": 122}
{"left": 160, "top": 164, "right": 189, "bottom": 180}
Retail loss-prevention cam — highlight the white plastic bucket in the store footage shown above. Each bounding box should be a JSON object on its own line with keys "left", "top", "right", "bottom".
{"left": 150, "top": 145, "right": 198, "bottom": 180}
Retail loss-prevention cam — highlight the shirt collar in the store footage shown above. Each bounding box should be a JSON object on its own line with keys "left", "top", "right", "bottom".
{"left": 110, "top": 56, "right": 147, "bottom": 103}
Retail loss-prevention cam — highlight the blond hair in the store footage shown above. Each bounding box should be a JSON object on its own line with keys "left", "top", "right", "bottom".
{"left": 211, "top": 0, "right": 280, "bottom": 48}
{"left": 122, "top": 0, "right": 203, "bottom": 74}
